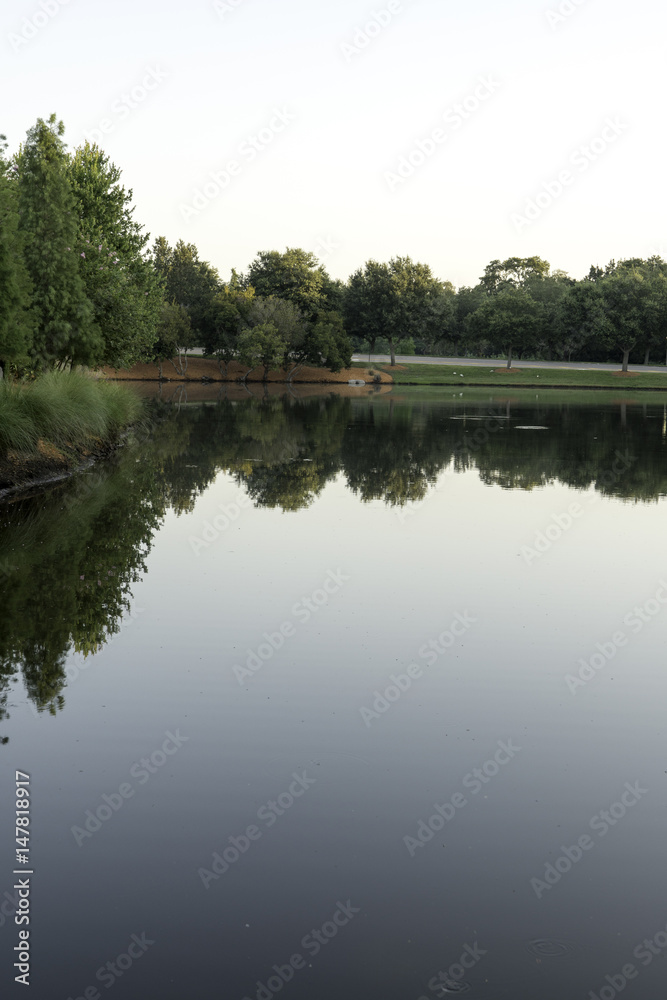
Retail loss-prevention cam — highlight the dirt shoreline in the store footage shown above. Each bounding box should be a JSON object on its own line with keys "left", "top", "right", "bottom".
{"left": 101, "top": 359, "right": 393, "bottom": 384}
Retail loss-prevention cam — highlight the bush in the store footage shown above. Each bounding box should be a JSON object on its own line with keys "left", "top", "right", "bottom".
{"left": 0, "top": 371, "right": 142, "bottom": 457}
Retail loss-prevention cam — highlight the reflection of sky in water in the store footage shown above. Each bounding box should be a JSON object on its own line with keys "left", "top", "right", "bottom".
{"left": 1, "top": 391, "right": 667, "bottom": 999}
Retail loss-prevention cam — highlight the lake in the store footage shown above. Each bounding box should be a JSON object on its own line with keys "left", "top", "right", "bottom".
{"left": 1, "top": 385, "right": 667, "bottom": 1000}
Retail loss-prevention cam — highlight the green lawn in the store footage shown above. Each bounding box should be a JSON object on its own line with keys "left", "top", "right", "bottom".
{"left": 356, "top": 362, "right": 667, "bottom": 390}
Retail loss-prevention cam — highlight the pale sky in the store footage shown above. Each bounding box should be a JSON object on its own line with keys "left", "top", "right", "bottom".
{"left": 3, "top": 0, "right": 665, "bottom": 288}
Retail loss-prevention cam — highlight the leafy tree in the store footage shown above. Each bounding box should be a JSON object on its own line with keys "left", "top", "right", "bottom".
{"left": 16, "top": 115, "right": 99, "bottom": 367}
{"left": 308, "top": 311, "right": 352, "bottom": 373}
{"left": 203, "top": 286, "right": 255, "bottom": 377}
{"left": 455, "top": 284, "right": 486, "bottom": 355}
{"left": 344, "top": 261, "right": 393, "bottom": 359}
{"left": 597, "top": 268, "right": 652, "bottom": 371}
{"left": 243, "top": 248, "right": 332, "bottom": 318}
{"left": 68, "top": 143, "right": 161, "bottom": 367}
{"left": 386, "top": 257, "right": 444, "bottom": 365}
{"left": 153, "top": 237, "right": 221, "bottom": 344}
{"left": 0, "top": 136, "right": 33, "bottom": 376}
{"left": 153, "top": 301, "right": 191, "bottom": 378}
{"left": 480, "top": 256, "right": 550, "bottom": 294}
{"left": 237, "top": 322, "right": 285, "bottom": 381}
{"left": 420, "top": 282, "right": 456, "bottom": 353}
{"left": 469, "top": 286, "right": 541, "bottom": 367}
{"left": 609, "top": 257, "right": 667, "bottom": 365}
{"left": 525, "top": 270, "right": 573, "bottom": 360}
{"left": 558, "top": 280, "right": 600, "bottom": 362}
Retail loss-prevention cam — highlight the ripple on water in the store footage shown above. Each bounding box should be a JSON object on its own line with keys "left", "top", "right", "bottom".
{"left": 432, "top": 978, "right": 471, "bottom": 995}
{"left": 526, "top": 938, "right": 577, "bottom": 959}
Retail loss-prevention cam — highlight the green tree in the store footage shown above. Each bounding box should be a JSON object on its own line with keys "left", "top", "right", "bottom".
{"left": 243, "top": 248, "right": 332, "bottom": 318}
{"left": 557, "top": 280, "right": 600, "bottom": 362}
{"left": 346, "top": 257, "right": 443, "bottom": 366}
{"left": 387, "top": 257, "right": 444, "bottom": 365}
{"left": 247, "top": 296, "right": 306, "bottom": 380}
{"left": 153, "top": 237, "right": 221, "bottom": 344}
{"left": 203, "top": 286, "right": 255, "bottom": 377}
{"left": 597, "top": 268, "right": 652, "bottom": 371}
{"left": 308, "top": 311, "right": 352, "bottom": 373}
{"left": 153, "top": 301, "right": 192, "bottom": 378}
{"left": 480, "top": 256, "right": 551, "bottom": 294}
{"left": 17, "top": 115, "right": 98, "bottom": 367}
{"left": 0, "top": 136, "right": 33, "bottom": 376}
{"left": 344, "top": 261, "right": 393, "bottom": 359}
{"left": 470, "top": 286, "right": 541, "bottom": 367}
{"left": 237, "top": 322, "right": 285, "bottom": 381}
{"left": 68, "top": 143, "right": 161, "bottom": 368}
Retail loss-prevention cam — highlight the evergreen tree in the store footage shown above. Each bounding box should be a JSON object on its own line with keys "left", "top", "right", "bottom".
{"left": 68, "top": 142, "right": 161, "bottom": 367}
{"left": 16, "top": 115, "right": 99, "bottom": 367}
{"left": 0, "top": 136, "right": 34, "bottom": 376}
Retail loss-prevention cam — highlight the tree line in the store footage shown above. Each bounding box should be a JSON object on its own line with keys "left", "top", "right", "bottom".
{"left": 2, "top": 116, "right": 666, "bottom": 379}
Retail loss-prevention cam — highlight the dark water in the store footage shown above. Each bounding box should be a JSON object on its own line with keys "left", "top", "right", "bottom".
{"left": 2, "top": 387, "right": 667, "bottom": 1000}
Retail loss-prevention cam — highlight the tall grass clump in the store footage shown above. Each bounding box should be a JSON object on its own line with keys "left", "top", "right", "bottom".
{"left": 0, "top": 371, "right": 142, "bottom": 457}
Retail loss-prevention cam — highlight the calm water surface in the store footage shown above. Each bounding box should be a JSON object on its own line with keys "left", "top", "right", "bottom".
{"left": 1, "top": 386, "right": 667, "bottom": 1000}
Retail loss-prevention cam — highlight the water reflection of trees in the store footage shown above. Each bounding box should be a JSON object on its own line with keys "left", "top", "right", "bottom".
{"left": 1, "top": 393, "right": 666, "bottom": 734}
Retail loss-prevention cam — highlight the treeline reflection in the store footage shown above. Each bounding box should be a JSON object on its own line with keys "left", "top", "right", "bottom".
{"left": 1, "top": 392, "right": 665, "bottom": 732}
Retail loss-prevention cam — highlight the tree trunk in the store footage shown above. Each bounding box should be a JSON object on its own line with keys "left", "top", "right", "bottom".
{"left": 644, "top": 346, "right": 650, "bottom": 365}
{"left": 158, "top": 360, "right": 163, "bottom": 379}
{"left": 390, "top": 338, "right": 396, "bottom": 367}
{"left": 506, "top": 345, "right": 513, "bottom": 369}
{"left": 287, "top": 364, "right": 302, "bottom": 383}
{"left": 622, "top": 349, "right": 630, "bottom": 372}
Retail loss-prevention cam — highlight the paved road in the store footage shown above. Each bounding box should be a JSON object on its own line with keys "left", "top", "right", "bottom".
{"left": 353, "top": 354, "right": 667, "bottom": 375}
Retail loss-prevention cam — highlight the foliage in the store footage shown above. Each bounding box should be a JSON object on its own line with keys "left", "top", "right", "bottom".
{"left": 0, "top": 370, "right": 141, "bottom": 457}
{"left": 0, "top": 136, "right": 34, "bottom": 374}
{"left": 16, "top": 115, "right": 99, "bottom": 367}
{"left": 68, "top": 143, "right": 161, "bottom": 367}
{"left": 243, "top": 248, "right": 334, "bottom": 318}
{"left": 237, "top": 322, "right": 285, "bottom": 380}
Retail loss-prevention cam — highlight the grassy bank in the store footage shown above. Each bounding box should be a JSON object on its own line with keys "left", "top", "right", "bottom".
{"left": 363, "top": 362, "right": 667, "bottom": 390}
{"left": 0, "top": 371, "right": 142, "bottom": 494}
